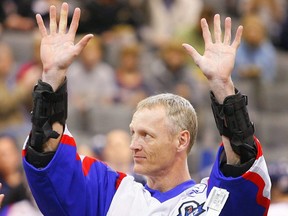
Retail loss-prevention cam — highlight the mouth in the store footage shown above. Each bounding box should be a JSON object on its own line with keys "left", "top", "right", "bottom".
{"left": 133, "top": 155, "right": 146, "bottom": 161}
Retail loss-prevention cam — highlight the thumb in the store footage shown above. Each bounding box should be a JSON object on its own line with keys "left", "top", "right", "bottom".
{"left": 182, "top": 43, "right": 201, "bottom": 66}
{"left": 74, "top": 34, "right": 94, "bottom": 55}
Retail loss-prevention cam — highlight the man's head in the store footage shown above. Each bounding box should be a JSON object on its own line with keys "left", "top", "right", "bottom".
{"left": 129, "top": 93, "right": 198, "bottom": 176}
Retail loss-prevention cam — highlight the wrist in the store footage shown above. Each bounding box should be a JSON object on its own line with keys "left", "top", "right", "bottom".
{"left": 42, "top": 68, "right": 66, "bottom": 92}
{"left": 209, "top": 78, "right": 234, "bottom": 103}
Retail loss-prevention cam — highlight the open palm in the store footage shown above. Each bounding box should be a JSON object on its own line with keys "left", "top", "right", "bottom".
{"left": 36, "top": 3, "right": 93, "bottom": 89}
{"left": 183, "top": 14, "right": 243, "bottom": 83}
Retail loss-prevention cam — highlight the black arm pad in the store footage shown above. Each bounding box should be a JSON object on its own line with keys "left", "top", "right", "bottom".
{"left": 211, "top": 89, "right": 257, "bottom": 163}
{"left": 29, "top": 79, "right": 67, "bottom": 152}
{"left": 26, "top": 146, "right": 56, "bottom": 168}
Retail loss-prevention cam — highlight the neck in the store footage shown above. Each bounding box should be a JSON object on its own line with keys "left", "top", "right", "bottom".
{"left": 146, "top": 160, "right": 191, "bottom": 192}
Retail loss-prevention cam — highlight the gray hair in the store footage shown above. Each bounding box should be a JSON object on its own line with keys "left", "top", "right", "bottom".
{"left": 136, "top": 93, "right": 198, "bottom": 152}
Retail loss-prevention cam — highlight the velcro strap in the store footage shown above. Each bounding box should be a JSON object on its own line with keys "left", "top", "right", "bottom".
{"left": 210, "top": 89, "right": 256, "bottom": 163}
{"left": 30, "top": 79, "right": 67, "bottom": 152}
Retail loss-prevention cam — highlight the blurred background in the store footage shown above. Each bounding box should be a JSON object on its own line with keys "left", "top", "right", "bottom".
{"left": 0, "top": 0, "right": 288, "bottom": 215}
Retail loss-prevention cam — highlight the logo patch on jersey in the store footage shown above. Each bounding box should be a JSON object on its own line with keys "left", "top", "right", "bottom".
{"left": 189, "top": 183, "right": 207, "bottom": 196}
{"left": 176, "top": 201, "right": 205, "bottom": 216}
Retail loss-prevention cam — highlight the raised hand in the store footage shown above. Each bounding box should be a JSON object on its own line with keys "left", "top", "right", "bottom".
{"left": 183, "top": 14, "right": 243, "bottom": 102}
{"left": 36, "top": 2, "right": 93, "bottom": 91}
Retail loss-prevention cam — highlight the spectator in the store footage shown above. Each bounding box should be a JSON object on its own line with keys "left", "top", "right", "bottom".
{"left": 268, "top": 162, "right": 288, "bottom": 216}
{"left": 15, "top": 31, "right": 42, "bottom": 113}
{"left": 0, "top": 42, "right": 37, "bottom": 143}
{"left": 233, "top": 13, "right": 277, "bottom": 83}
{"left": 113, "top": 43, "right": 151, "bottom": 107}
{"left": 103, "top": 129, "right": 146, "bottom": 185}
{"left": 240, "top": 0, "right": 285, "bottom": 44}
{"left": 0, "top": 134, "right": 41, "bottom": 215}
{"left": 148, "top": 40, "right": 202, "bottom": 106}
{"left": 0, "top": 0, "right": 35, "bottom": 31}
{"left": 67, "top": 35, "right": 116, "bottom": 133}
{"left": 142, "top": 0, "right": 203, "bottom": 48}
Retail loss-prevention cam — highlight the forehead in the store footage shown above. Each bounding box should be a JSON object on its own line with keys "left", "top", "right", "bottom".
{"left": 130, "top": 106, "right": 168, "bottom": 129}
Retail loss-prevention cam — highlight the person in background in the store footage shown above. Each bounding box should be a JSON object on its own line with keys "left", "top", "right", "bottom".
{"left": 67, "top": 35, "right": 116, "bottom": 133}
{"left": 148, "top": 40, "right": 202, "bottom": 106}
{"left": 240, "top": 0, "right": 285, "bottom": 44}
{"left": 0, "top": 0, "right": 35, "bottom": 31}
{"left": 113, "top": 43, "right": 151, "bottom": 107}
{"left": 0, "top": 134, "right": 41, "bottom": 216}
{"left": 268, "top": 162, "right": 288, "bottom": 216}
{"left": 15, "top": 31, "right": 43, "bottom": 114}
{"left": 233, "top": 13, "right": 277, "bottom": 83}
{"left": 142, "top": 0, "right": 203, "bottom": 48}
{"left": 0, "top": 42, "right": 37, "bottom": 143}
{"left": 103, "top": 129, "right": 146, "bottom": 185}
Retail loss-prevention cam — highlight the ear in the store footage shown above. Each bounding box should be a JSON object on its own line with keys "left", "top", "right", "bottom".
{"left": 176, "top": 130, "right": 190, "bottom": 152}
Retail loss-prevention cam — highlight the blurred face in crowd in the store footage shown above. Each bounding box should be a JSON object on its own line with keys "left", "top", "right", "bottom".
{"left": 103, "top": 130, "right": 132, "bottom": 168}
{"left": 242, "top": 15, "right": 266, "bottom": 47}
{"left": 0, "top": 43, "right": 13, "bottom": 78}
{"left": 0, "top": 136, "right": 20, "bottom": 176}
{"left": 129, "top": 106, "right": 180, "bottom": 177}
{"left": 80, "top": 37, "right": 102, "bottom": 71}
{"left": 162, "top": 45, "right": 187, "bottom": 71}
{"left": 119, "top": 45, "right": 140, "bottom": 71}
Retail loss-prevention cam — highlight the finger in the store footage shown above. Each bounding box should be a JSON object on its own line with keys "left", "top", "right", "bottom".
{"left": 223, "top": 17, "right": 232, "bottom": 45}
{"left": 74, "top": 34, "right": 94, "bottom": 55}
{"left": 58, "top": 2, "right": 69, "bottom": 34}
{"left": 182, "top": 43, "right": 202, "bottom": 67}
{"left": 214, "top": 14, "right": 222, "bottom": 43}
{"left": 231, "top": 25, "right": 243, "bottom": 49}
{"left": 68, "top": 7, "right": 81, "bottom": 37}
{"left": 49, "top": 5, "right": 57, "bottom": 35}
{"left": 36, "top": 14, "right": 47, "bottom": 37}
{"left": 201, "top": 18, "right": 212, "bottom": 46}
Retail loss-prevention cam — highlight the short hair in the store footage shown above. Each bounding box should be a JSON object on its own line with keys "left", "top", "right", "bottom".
{"left": 136, "top": 93, "right": 198, "bottom": 153}
{"left": 0, "top": 133, "right": 19, "bottom": 151}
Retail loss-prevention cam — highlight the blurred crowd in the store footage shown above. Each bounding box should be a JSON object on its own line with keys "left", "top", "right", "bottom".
{"left": 0, "top": 0, "right": 288, "bottom": 215}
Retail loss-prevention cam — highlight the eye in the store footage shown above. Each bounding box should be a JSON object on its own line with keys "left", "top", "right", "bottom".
{"left": 130, "top": 129, "right": 135, "bottom": 136}
{"left": 143, "top": 132, "right": 152, "bottom": 139}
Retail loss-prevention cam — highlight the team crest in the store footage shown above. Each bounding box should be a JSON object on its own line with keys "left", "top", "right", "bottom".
{"left": 176, "top": 201, "right": 205, "bottom": 216}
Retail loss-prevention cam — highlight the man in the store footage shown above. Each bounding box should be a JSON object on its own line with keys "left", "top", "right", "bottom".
{"left": 22, "top": 2, "right": 271, "bottom": 216}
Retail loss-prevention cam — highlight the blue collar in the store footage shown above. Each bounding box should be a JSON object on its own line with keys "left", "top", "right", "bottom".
{"left": 145, "top": 179, "right": 196, "bottom": 203}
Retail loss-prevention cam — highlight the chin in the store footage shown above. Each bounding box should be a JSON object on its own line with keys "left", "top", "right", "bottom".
{"left": 133, "top": 164, "right": 147, "bottom": 176}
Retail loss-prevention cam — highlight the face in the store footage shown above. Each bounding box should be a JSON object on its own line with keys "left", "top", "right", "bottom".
{"left": 0, "top": 137, "right": 20, "bottom": 175}
{"left": 163, "top": 50, "right": 185, "bottom": 70}
{"left": 129, "top": 106, "right": 179, "bottom": 177}
{"left": 104, "top": 130, "right": 132, "bottom": 166}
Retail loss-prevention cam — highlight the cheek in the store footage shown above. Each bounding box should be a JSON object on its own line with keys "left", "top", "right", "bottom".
{"left": 147, "top": 142, "right": 175, "bottom": 164}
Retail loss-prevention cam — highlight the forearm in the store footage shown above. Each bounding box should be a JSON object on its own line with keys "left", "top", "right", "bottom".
{"left": 28, "top": 79, "right": 67, "bottom": 156}
{"left": 210, "top": 86, "right": 256, "bottom": 171}
{"left": 208, "top": 78, "right": 241, "bottom": 164}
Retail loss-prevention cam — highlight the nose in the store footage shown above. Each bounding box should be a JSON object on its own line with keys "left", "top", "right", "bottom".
{"left": 129, "top": 136, "right": 142, "bottom": 151}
